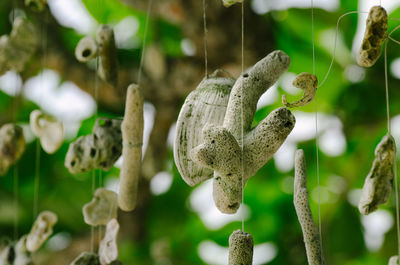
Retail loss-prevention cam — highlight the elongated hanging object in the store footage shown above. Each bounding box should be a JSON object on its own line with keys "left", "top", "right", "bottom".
{"left": 357, "top": 6, "right": 387, "bottom": 67}
{"left": 294, "top": 150, "right": 325, "bottom": 265}
{"left": 26, "top": 211, "right": 58, "bottom": 252}
{"left": 97, "top": 25, "right": 118, "bottom": 87}
{"left": 83, "top": 188, "right": 118, "bottom": 226}
{"left": 174, "top": 70, "right": 235, "bottom": 186}
{"left": 0, "top": 124, "right": 26, "bottom": 176}
{"left": 389, "top": 256, "right": 399, "bottom": 265}
{"left": 228, "top": 230, "right": 253, "bottom": 265}
{"left": 75, "top": 36, "right": 98, "bottom": 63}
{"left": 222, "top": 0, "right": 244, "bottom": 8}
{"left": 282, "top": 72, "right": 317, "bottom": 108}
{"left": 99, "top": 219, "right": 120, "bottom": 265}
{"left": 359, "top": 134, "right": 395, "bottom": 215}
{"left": 118, "top": 84, "right": 144, "bottom": 211}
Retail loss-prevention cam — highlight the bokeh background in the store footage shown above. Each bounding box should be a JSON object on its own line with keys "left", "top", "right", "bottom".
{"left": 1, "top": 0, "right": 400, "bottom": 264}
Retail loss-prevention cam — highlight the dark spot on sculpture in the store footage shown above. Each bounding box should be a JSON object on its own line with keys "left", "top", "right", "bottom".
{"left": 284, "top": 121, "right": 292, "bottom": 128}
{"left": 90, "top": 148, "right": 96, "bottom": 158}
{"left": 211, "top": 140, "right": 215, "bottom": 144}
{"left": 7, "top": 246, "right": 15, "bottom": 263}
{"left": 82, "top": 49, "right": 91, "bottom": 57}
{"left": 112, "top": 146, "right": 119, "bottom": 155}
{"left": 228, "top": 202, "right": 239, "bottom": 209}
{"left": 71, "top": 160, "right": 76, "bottom": 167}
{"left": 243, "top": 73, "right": 249, "bottom": 78}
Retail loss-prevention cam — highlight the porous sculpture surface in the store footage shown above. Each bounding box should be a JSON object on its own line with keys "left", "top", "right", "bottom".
{"left": 0, "top": 124, "right": 26, "bottom": 176}
{"left": 83, "top": 188, "right": 118, "bottom": 226}
{"left": 228, "top": 229, "right": 253, "bottom": 265}
{"left": 99, "top": 219, "right": 119, "bottom": 265}
{"left": 26, "top": 211, "right": 58, "bottom": 252}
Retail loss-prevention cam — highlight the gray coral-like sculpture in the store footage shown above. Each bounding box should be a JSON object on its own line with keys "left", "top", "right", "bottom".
{"left": 357, "top": 5, "right": 387, "bottom": 67}
{"left": 0, "top": 124, "right": 26, "bottom": 176}
{"left": 0, "top": 17, "right": 38, "bottom": 75}
{"left": 294, "top": 149, "right": 325, "bottom": 265}
{"left": 228, "top": 230, "right": 253, "bottom": 265}
{"left": 359, "top": 134, "right": 395, "bottom": 215}
{"left": 65, "top": 118, "right": 122, "bottom": 174}
{"left": 190, "top": 50, "right": 295, "bottom": 214}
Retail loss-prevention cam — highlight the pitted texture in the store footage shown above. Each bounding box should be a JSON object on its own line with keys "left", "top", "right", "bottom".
{"left": 0, "top": 17, "right": 38, "bottom": 75}
{"left": 25, "top": 0, "right": 46, "bottom": 11}
{"left": 99, "top": 219, "right": 119, "bottom": 265}
{"left": 228, "top": 230, "right": 254, "bottom": 265}
{"left": 359, "top": 134, "right": 395, "bottom": 215}
{"left": 222, "top": 0, "right": 244, "bottom": 7}
{"left": 97, "top": 25, "right": 118, "bottom": 87}
{"left": 282, "top": 72, "right": 317, "bottom": 108}
{"left": 75, "top": 36, "right": 98, "bottom": 63}
{"left": 83, "top": 188, "right": 118, "bottom": 226}
{"left": 65, "top": 118, "right": 122, "bottom": 174}
{"left": 26, "top": 211, "right": 58, "bottom": 252}
{"left": 71, "top": 252, "right": 101, "bottom": 265}
{"left": 357, "top": 6, "right": 387, "bottom": 67}
{"left": 30, "top": 110, "right": 64, "bottom": 154}
{"left": 294, "top": 150, "right": 325, "bottom": 265}
{"left": 119, "top": 84, "right": 143, "bottom": 212}
{"left": 191, "top": 50, "right": 293, "bottom": 214}
{"left": 389, "top": 256, "right": 399, "bottom": 265}
{"left": 0, "top": 124, "right": 26, "bottom": 176}
{"left": 174, "top": 71, "right": 235, "bottom": 186}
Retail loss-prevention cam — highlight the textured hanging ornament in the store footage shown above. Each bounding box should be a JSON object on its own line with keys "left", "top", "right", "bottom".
{"left": 174, "top": 70, "right": 235, "bottom": 187}
{"left": 71, "top": 252, "right": 101, "bottom": 265}
{"left": 357, "top": 5, "right": 387, "bottom": 67}
{"left": 14, "top": 235, "right": 34, "bottom": 265}
{"left": 359, "top": 134, "right": 395, "bottom": 215}
{"left": 282, "top": 72, "right": 317, "bottom": 108}
{"left": 83, "top": 188, "right": 118, "bottom": 226}
{"left": 99, "top": 219, "right": 120, "bottom": 265}
{"left": 222, "top": 0, "right": 244, "bottom": 8}
{"left": 191, "top": 50, "right": 295, "bottom": 214}
{"left": 389, "top": 256, "right": 399, "bottom": 265}
{"left": 0, "top": 245, "right": 15, "bottom": 265}
{"left": 26, "top": 211, "right": 58, "bottom": 252}
{"left": 97, "top": 25, "right": 118, "bottom": 87}
{"left": 65, "top": 118, "right": 122, "bottom": 174}
{"left": 119, "top": 84, "right": 144, "bottom": 212}
{"left": 30, "top": 110, "right": 64, "bottom": 154}
{"left": 294, "top": 149, "right": 325, "bottom": 265}
{"left": 25, "top": 0, "right": 47, "bottom": 11}
{"left": 75, "top": 36, "right": 98, "bottom": 63}
{"left": 0, "top": 17, "right": 38, "bottom": 75}
{"left": 0, "top": 124, "right": 26, "bottom": 176}
{"left": 228, "top": 230, "right": 253, "bottom": 265}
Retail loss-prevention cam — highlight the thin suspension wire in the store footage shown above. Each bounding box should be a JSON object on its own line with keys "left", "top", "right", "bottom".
{"left": 311, "top": 0, "right": 323, "bottom": 259}
{"left": 318, "top": 11, "right": 366, "bottom": 89}
{"left": 384, "top": 39, "right": 400, "bottom": 261}
{"left": 202, "top": 0, "right": 208, "bottom": 77}
{"left": 241, "top": 2, "right": 245, "bottom": 233}
{"left": 137, "top": 0, "right": 153, "bottom": 85}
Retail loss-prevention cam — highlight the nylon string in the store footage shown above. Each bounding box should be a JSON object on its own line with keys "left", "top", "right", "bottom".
{"left": 137, "top": 0, "right": 153, "bottom": 85}
{"left": 202, "top": 0, "right": 208, "bottom": 77}
{"left": 241, "top": 2, "right": 245, "bottom": 233}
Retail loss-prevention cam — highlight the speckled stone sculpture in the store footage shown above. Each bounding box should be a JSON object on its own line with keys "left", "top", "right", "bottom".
{"left": 65, "top": 118, "right": 122, "bottom": 174}
{"left": 282, "top": 72, "right": 317, "bottom": 108}
{"left": 83, "top": 188, "right": 118, "bottom": 226}
{"left": 25, "top": 0, "right": 47, "bottom": 11}
{"left": 357, "top": 5, "right": 387, "bottom": 67}
{"left": 359, "top": 134, "right": 395, "bottom": 215}
{"left": 0, "top": 124, "right": 26, "bottom": 176}
{"left": 228, "top": 230, "right": 253, "bottom": 265}
{"left": 0, "top": 17, "right": 38, "bottom": 75}
{"left": 99, "top": 219, "right": 119, "bottom": 265}
{"left": 191, "top": 50, "right": 295, "bottom": 214}
{"left": 294, "top": 149, "right": 325, "bottom": 265}
{"left": 174, "top": 70, "right": 235, "bottom": 187}
{"left": 97, "top": 25, "right": 118, "bottom": 87}
{"left": 222, "top": 0, "right": 243, "bottom": 8}
{"left": 26, "top": 211, "right": 58, "bottom": 252}
{"left": 30, "top": 110, "right": 64, "bottom": 154}
{"left": 71, "top": 252, "right": 101, "bottom": 265}
{"left": 75, "top": 36, "right": 98, "bottom": 63}
{"left": 389, "top": 256, "right": 399, "bottom": 265}
{"left": 119, "top": 84, "right": 144, "bottom": 212}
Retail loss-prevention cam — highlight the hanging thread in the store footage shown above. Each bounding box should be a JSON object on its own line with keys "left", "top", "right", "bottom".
{"left": 240, "top": 2, "right": 245, "bottom": 233}
{"left": 202, "top": 0, "right": 208, "bottom": 77}
{"left": 137, "top": 0, "right": 153, "bottom": 85}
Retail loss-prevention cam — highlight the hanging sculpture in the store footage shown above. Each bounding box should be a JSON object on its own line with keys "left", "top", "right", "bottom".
{"left": 97, "top": 25, "right": 118, "bottom": 87}
{"left": 99, "top": 219, "right": 120, "bottom": 265}
{"left": 188, "top": 50, "right": 295, "bottom": 214}
{"left": 26, "top": 211, "right": 58, "bottom": 252}
{"left": 358, "top": 134, "right": 395, "bottom": 215}
{"left": 0, "top": 124, "right": 26, "bottom": 176}
{"left": 118, "top": 84, "right": 144, "bottom": 212}
{"left": 357, "top": 6, "right": 388, "bottom": 67}
{"left": 75, "top": 36, "right": 98, "bottom": 63}
{"left": 389, "top": 256, "right": 399, "bottom": 265}
{"left": 65, "top": 118, "right": 122, "bottom": 174}
{"left": 294, "top": 149, "right": 325, "bottom": 265}
{"left": 282, "top": 72, "right": 318, "bottom": 108}
{"left": 83, "top": 188, "right": 118, "bottom": 226}
{"left": 30, "top": 110, "right": 64, "bottom": 154}
{"left": 228, "top": 230, "right": 254, "bottom": 265}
